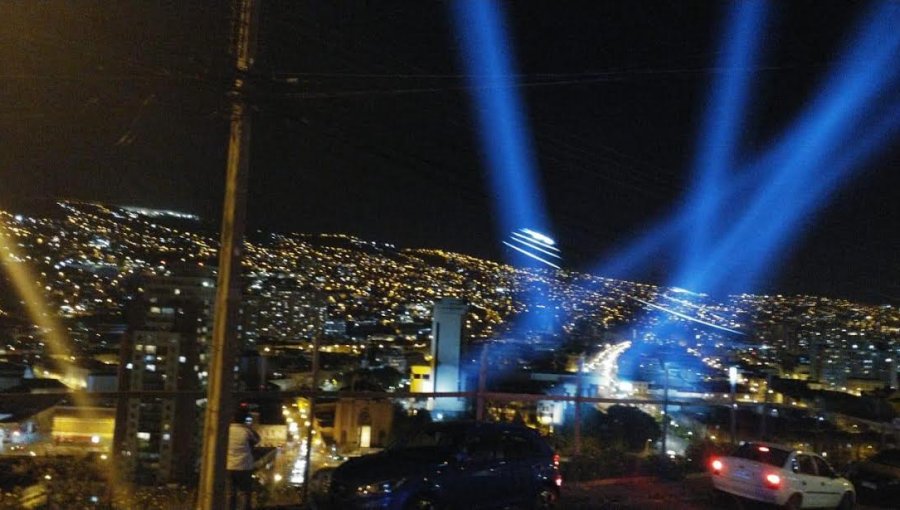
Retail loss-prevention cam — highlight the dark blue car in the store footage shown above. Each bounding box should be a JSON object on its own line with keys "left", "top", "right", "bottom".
{"left": 846, "top": 448, "right": 900, "bottom": 504}
{"left": 313, "top": 421, "right": 561, "bottom": 509}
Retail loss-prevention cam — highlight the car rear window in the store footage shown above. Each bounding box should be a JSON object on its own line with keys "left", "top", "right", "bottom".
{"left": 733, "top": 443, "right": 791, "bottom": 467}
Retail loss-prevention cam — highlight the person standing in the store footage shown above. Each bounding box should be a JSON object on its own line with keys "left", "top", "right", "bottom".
{"left": 227, "top": 409, "right": 260, "bottom": 510}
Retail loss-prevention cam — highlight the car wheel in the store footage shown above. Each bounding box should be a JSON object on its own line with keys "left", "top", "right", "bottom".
{"left": 783, "top": 493, "right": 802, "bottom": 510}
{"left": 835, "top": 492, "right": 854, "bottom": 510}
{"left": 533, "top": 486, "right": 559, "bottom": 510}
{"left": 712, "top": 490, "right": 744, "bottom": 509}
{"left": 711, "top": 489, "right": 730, "bottom": 507}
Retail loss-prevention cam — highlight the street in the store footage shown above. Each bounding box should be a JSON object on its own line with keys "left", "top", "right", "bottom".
{"left": 562, "top": 474, "right": 893, "bottom": 510}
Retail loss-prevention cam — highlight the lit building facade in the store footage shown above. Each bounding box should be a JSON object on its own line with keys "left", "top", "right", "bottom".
{"left": 431, "top": 298, "right": 467, "bottom": 414}
{"left": 114, "top": 269, "right": 215, "bottom": 484}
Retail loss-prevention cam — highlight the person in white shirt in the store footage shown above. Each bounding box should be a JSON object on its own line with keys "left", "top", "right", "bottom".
{"left": 227, "top": 409, "right": 260, "bottom": 510}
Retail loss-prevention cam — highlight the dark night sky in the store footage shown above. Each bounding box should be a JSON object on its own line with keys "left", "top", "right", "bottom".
{"left": 1, "top": 1, "right": 897, "bottom": 303}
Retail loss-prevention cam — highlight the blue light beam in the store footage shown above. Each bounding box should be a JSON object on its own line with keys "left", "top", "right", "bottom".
{"left": 684, "top": 0, "right": 770, "bottom": 273}
{"left": 452, "top": 0, "right": 558, "bottom": 335}
{"left": 724, "top": 98, "right": 900, "bottom": 293}
{"left": 451, "top": 0, "right": 551, "bottom": 238}
{"left": 676, "top": 2, "right": 900, "bottom": 294}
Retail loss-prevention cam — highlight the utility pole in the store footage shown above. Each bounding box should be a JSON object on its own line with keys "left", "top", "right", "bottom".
{"left": 301, "top": 328, "right": 322, "bottom": 503}
{"left": 574, "top": 355, "right": 584, "bottom": 455}
{"left": 661, "top": 361, "right": 669, "bottom": 456}
{"left": 729, "top": 366, "right": 738, "bottom": 446}
{"left": 476, "top": 345, "right": 489, "bottom": 421}
{"left": 759, "top": 373, "right": 771, "bottom": 439}
{"left": 196, "top": 1, "right": 259, "bottom": 509}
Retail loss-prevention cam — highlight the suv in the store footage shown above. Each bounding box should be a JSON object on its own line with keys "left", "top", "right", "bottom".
{"left": 313, "top": 421, "right": 561, "bottom": 509}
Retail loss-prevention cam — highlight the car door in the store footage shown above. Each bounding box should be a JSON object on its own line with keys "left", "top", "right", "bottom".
{"left": 813, "top": 455, "right": 846, "bottom": 507}
{"left": 499, "top": 431, "right": 541, "bottom": 507}
{"left": 457, "top": 430, "right": 507, "bottom": 509}
{"left": 793, "top": 454, "right": 822, "bottom": 507}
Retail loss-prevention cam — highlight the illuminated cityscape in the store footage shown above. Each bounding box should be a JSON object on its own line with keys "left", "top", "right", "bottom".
{"left": 0, "top": 201, "right": 896, "bottom": 386}
{"left": 1, "top": 1, "right": 899, "bottom": 509}
{"left": 0, "top": 200, "right": 898, "bottom": 507}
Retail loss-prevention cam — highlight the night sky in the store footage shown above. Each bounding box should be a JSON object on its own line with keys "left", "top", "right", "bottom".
{"left": 1, "top": 1, "right": 897, "bottom": 302}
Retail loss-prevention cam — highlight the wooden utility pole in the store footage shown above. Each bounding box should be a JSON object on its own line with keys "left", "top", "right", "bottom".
{"left": 196, "top": 1, "right": 259, "bottom": 509}
{"left": 301, "top": 328, "right": 322, "bottom": 502}
{"left": 661, "top": 361, "right": 669, "bottom": 456}
{"left": 759, "top": 373, "right": 771, "bottom": 439}
{"left": 476, "top": 345, "right": 489, "bottom": 421}
{"left": 574, "top": 355, "right": 584, "bottom": 455}
{"left": 729, "top": 366, "right": 738, "bottom": 446}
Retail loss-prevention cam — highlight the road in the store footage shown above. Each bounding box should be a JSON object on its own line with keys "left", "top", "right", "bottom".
{"left": 586, "top": 341, "right": 632, "bottom": 396}
{"left": 563, "top": 474, "right": 891, "bottom": 509}
{"left": 586, "top": 341, "right": 689, "bottom": 456}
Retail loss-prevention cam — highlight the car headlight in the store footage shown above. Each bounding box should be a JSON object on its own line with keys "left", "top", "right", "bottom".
{"left": 356, "top": 478, "right": 406, "bottom": 496}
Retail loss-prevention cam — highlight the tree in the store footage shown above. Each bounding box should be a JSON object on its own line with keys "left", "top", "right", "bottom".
{"left": 388, "top": 407, "right": 432, "bottom": 446}
{"left": 606, "top": 405, "right": 661, "bottom": 452}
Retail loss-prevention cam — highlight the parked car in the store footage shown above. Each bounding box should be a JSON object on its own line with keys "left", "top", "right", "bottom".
{"left": 313, "top": 420, "right": 561, "bottom": 509}
{"left": 710, "top": 441, "right": 855, "bottom": 509}
{"left": 846, "top": 448, "right": 900, "bottom": 504}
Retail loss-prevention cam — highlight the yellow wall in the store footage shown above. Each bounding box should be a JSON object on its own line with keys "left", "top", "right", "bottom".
{"left": 410, "top": 364, "right": 432, "bottom": 393}
{"left": 52, "top": 409, "right": 115, "bottom": 449}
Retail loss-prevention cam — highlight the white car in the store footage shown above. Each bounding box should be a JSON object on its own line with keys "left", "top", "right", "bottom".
{"left": 710, "top": 442, "right": 855, "bottom": 509}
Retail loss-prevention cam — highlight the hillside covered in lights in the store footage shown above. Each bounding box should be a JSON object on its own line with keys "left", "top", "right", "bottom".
{"left": 0, "top": 201, "right": 896, "bottom": 356}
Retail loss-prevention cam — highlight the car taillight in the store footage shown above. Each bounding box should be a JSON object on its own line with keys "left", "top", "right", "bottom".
{"left": 764, "top": 473, "right": 781, "bottom": 489}
{"left": 711, "top": 459, "right": 723, "bottom": 474}
{"left": 552, "top": 454, "right": 560, "bottom": 468}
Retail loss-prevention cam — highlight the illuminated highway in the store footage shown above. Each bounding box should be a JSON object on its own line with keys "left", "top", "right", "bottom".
{"left": 586, "top": 340, "right": 696, "bottom": 456}
{"left": 585, "top": 341, "right": 632, "bottom": 397}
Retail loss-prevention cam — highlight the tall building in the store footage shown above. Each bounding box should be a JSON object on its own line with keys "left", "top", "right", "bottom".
{"left": 115, "top": 270, "right": 314, "bottom": 483}
{"left": 809, "top": 340, "right": 824, "bottom": 383}
{"left": 114, "top": 269, "right": 215, "bottom": 484}
{"left": 430, "top": 298, "right": 467, "bottom": 414}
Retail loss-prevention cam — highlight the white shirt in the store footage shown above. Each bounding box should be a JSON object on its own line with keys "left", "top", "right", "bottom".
{"left": 227, "top": 423, "right": 260, "bottom": 471}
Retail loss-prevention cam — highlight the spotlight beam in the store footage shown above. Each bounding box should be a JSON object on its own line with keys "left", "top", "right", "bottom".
{"left": 676, "top": 2, "right": 900, "bottom": 293}
{"left": 452, "top": 0, "right": 550, "bottom": 235}
{"left": 585, "top": 3, "right": 899, "bottom": 355}
{"left": 685, "top": 0, "right": 769, "bottom": 272}
{"left": 452, "top": 0, "right": 559, "bottom": 335}
{"left": 682, "top": 89, "right": 900, "bottom": 293}
{"left": 724, "top": 99, "right": 900, "bottom": 293}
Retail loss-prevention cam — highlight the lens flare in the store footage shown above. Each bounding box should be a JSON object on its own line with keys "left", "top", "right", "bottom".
{"left": 0, "top": 212, "right": 130, "bottom": 504}
{"left": 503, "top": 228, "right": 561, "bottom": 269}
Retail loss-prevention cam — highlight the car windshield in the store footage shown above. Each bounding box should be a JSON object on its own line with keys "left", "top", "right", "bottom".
{"left": 732, "top": 443, "right": 791, "bottom": 468}
{"left": 872, "top": 450, "right": 900, "bottom": 468}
